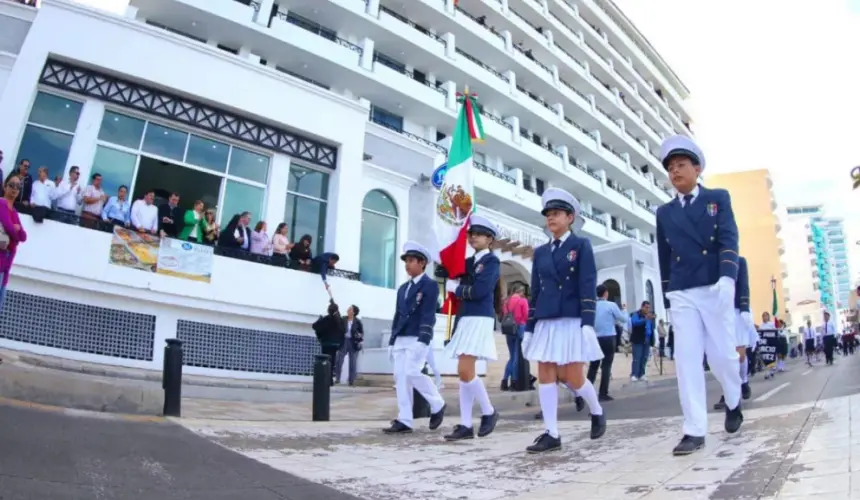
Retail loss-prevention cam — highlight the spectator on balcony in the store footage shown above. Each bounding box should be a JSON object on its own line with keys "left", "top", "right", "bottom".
{"left": 52, "top": 165, "right": 82, "bottom": 215}
{"left": 79, "top": 173, "right": 107, "bottom": 228}
{"left": 313, "top": 251, "right": 340, "bottom": 290}
{"left": 101, "top": 185, "right": 131, "bottom": 227}
{"left": 29, "top": 166, "right": 54, "bottom": 223}
{"left": 7, "top": 159, "right": 32, "bottom": 209}
{"left": 179, "top": 200, "right": 206, "bottom": 243}
{"left": 0, "top": 175, "right": 27, "bottom": 311}
{"left": 158, "top": 192, "right": 184, "bottom": 238}
{"left": 218, "top": 212, "right": 251, "bottom": 251}
{"left": 271, "top": 223, "right": 291, "bottom": 267}
{"left": 250, "top": 221, "right": 272, "bottom": 255}
{"left": 289, "top": 234, "right": 313, "bottom": 271}
{"left": 131, "top": 190, "right": 158, "bottom": 235}
{"left": 202, "top": 209, "right": 219, "bottom": 245}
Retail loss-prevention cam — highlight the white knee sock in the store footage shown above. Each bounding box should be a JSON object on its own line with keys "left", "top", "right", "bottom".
{"left": 539, "top": 383, "right": 560, "bottom": 438}
{"left": 574, "top": 380, "right": 603, "bottom": 416}
{"left": 739, "top": 358, "right": 749, "bottom": 383}
{"left": 468, "top": 378, "right": 495, "bottom": 416}
{"left": 459, "top": 381, "right": 474, "bottom": 428}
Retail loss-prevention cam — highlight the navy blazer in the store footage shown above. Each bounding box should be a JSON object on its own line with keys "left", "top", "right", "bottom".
{"left": 454, "top": 252, "right": 500, "bottom": 318}
{"left": 314, "top": 252, "right": 338, "bottom": 282}
{"left": 526, "top": 234, "right": 597, "bottom": 331}
{"left": 735, "top": 256, "right": 750, "bottom": 312}
{"left": 656, "top": 186, "right": 739, "bottom": 308}
{"left": 389, "top": 274, "right": 438, "bottom": 345}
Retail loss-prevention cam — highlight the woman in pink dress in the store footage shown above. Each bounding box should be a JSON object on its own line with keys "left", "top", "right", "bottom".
{"left": 0, "top": 174, "right": 27, "bottom": 309}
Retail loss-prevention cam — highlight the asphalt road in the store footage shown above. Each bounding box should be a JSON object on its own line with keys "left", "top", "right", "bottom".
{"left": 506, "top": 352, "right": 860, "bottom": 422}
{"left": 0, "top": 405, "right": 364, "bottom": 500}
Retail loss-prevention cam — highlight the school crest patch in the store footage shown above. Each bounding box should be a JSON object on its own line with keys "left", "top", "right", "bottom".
{"left": 476, "top": 263, "right": 484, "bottom": 274}
{"left": 707, "top": 202, "right": 718, "bottom": 216}
{"left": 567, "top": 250, "right": 577, "bottom": 262}
{"left": 416, "top": 292, "right": 423, "bottom": 302}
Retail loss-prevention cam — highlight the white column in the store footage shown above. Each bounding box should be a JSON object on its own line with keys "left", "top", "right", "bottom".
{"left": 366, "top": 0, "right": 380, "bottom": 16}
{"left": 504, "top": 70, "right": 517, "bottom": 96}
{"left": 360, "top": 38, "right": 375, "bottom": 70}
{"left": 443, "top": 33, "right": 456, "bottom": 58}
{"left": 255, "top": 0, "right": 274, "bottom": 26}
{"left": 506, "top": 116, "right": 520, "bottom": 144}
{"left": 443, "top": 81, "right": 457, "bottom": 109}
{"left": 264, "top": 154, "right": 290, "bottom": 231}
{"left": 65, "top": 100, "right": 106, "bottom": 183}
{"left": 444, "top": 0, "right": 456, "bottom": 14}
{"left": 324, "top": 121, "right": 366, "bottom": 274}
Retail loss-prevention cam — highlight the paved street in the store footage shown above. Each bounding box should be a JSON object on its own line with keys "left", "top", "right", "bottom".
{"left": 2, "top": 354, "right": 859, "bottom": 499}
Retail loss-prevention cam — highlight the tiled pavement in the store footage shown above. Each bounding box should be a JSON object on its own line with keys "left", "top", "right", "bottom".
{"left": 180, "top": 395, "right": 860, "bottom": 499}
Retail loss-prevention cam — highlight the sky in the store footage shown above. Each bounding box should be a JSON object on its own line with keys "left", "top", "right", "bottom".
{"left": 615, "top": 0, "right": 860, "bottom": 280}
{"left": 76, "top": 0, "right": 860, "bottom": 278}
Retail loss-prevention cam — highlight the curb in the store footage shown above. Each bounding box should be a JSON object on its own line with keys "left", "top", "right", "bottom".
{"left": 0, "top": 396, "right": 165, "bottom": 423}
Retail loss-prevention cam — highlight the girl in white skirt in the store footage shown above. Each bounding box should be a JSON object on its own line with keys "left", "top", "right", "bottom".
{"left": 442, "top": 214, "right": 503, "bottom": 441}
{"left": 523, "top": 187, "right": 606, "bottom": 454}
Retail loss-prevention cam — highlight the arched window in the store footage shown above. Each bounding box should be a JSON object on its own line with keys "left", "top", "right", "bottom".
{"left": 360, "top": 190, "right": 398, "bottom": 289}
{"left": 645, "top": 280, "right": 655, "bottom": 307}
{"left": 603, "top": 279, "right": 622, "bottom": 307}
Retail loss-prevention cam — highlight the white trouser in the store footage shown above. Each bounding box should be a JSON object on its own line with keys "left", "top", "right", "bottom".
{"left": 393, "top": 336, "right": 445, "bottom": 427}
{"left": 668, "top": 284, "right": 741, "bottom": 437}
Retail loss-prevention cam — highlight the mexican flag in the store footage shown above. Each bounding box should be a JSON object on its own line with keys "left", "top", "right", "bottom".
{"left": 435, "top": 89, "right": 484, "bottom": 314}
{"left": 772, "top": 285, "right": 779, "bottom": 318}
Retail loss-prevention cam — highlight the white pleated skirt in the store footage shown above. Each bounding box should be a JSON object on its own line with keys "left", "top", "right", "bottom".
{"left": 444, "top": 316, "right": 498, "bottom": 361}
{"left": 522, "top": 317, "right": 604, "bottom": 365}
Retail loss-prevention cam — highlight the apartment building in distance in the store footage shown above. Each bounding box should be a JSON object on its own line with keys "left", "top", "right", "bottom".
{"left": 707, "top": 170, "right": 789, "bottom": 323}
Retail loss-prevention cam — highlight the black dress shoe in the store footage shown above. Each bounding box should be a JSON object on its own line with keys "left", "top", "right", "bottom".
{"left": 444, "top": 424, "right": 475, "bottom": 441}
{"left": 575, "top": 396, "right": 585, "bottom": 412}
{"left": 713, "top": 395, "right": 726, "bottom": 410}
{"left": 598, "top": 394, "right": 614, "bottom": 402}
{"left": 535, "top": 411, "right": 543, "bottom": 420}
{"left": 383, "top": 420, "right": 413, "bottom": 434}
{"left": 500, "top": 380, "right": 510, "bottom": 391}
{"left": 477, "top": 410, "right": 499, "bottom": 437}
{"left": 672, "top": 435, "right": 705, "bottom": 456}
{"left": 526, "top": 431, "right": 562, "bottom": 454}
{"left": 725, "top": 402, "right": 743, "bottom": 434}
{"left": 429, "top": 404, "right": 446, "bottom": 430}
{"left": 741, "top": 383, "right": 751, "bottom": 400}
{"left": 590, "top": 413, "right": 606, "bottom": 440}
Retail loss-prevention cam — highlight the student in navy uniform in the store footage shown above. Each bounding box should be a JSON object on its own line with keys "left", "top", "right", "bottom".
{"left": 442, "top": 214, "right": 503, "bottom": 441}
{"left": 714, "top": 256, "right": 753, "bottom": 410}
{"left": 656, "top": 135, "right": 743, "bottom": 456}
{"left": 523, "top": 188, "right": 606, "bottom": 454}
{"left": 383, "top": 241, "right": 447, "bottom": 434}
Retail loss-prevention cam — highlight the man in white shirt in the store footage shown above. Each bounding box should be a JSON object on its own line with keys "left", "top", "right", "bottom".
{"left": 803, "top": 322, "right": 816, "bottom": 366}
{"left": 822, "top": 310, "right": 839, "bottom": 366}
{"left": 52, "top": 166, "right": 82, "bottom": 214}
{"left": 131, "top": 191, "right": 159, "bottom": 234}
{"left": 30, "top": 166, "right": 55, "bottom": 208}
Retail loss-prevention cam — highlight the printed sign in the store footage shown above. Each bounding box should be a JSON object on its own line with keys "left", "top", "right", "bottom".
{"left": 431, "top": 162, "right": 447, "bottom": 189}
{"left": 108, "top": 227, "right": 213, "bottom": 283}
{"left": 757, "top": 328, "right": 780, "bottom": 367}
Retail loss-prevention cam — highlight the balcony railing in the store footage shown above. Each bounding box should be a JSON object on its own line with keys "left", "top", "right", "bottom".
{"left": 475, "top": 161, "right": 516, "bottom": 185}
{"left": 14, "top": 205, "right": 360, "bottom": 280}
{"left": 276, "top": 10, "right": 363, "bottom": 54}
{"left": 379, "top": 6, "right": 447, "bottom": 46}
{"left": 455, "top": 48, "right": 509, "bottom": 82}
{"left": 368, "top": 114, "right": 446, "bottom": 153}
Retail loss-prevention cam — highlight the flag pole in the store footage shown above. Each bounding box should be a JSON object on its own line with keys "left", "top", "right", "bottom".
{"left": 445, "top": 300, "right": 454, "bottom": 342}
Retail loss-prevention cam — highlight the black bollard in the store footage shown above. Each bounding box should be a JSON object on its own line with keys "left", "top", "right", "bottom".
{"left": 412, "top": 364, "right": 431, "bottom": 418}
{"left": 312, "top": 354, "right": 331, "bottom": 422}
{"left": 162, "top": 338, "right": 184, "bottom": 417}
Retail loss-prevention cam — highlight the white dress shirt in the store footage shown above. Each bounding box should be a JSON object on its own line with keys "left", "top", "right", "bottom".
{"left": 131, "top": 199, "right": 158, "bottom": 232}
{"left": 30, "top": 179, "right": 55, "bottom": 208}
{"left": 677, "top": 185, "right": 701, "bottom": 206}
{"left": 346, "top": 319, "right": 353, "bottom": 338}
{"left": 52, "top": 179, "right": 82, "bottom": 211}
{"left": 822, "top": 319, "right": 839, "bottom": 337}
{"left": 405, "top": 273, "right": 426, "bottom": 295}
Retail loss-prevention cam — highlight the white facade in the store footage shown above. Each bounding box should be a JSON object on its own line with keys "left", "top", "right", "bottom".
{"left": 0, "top": 0, "right": 687, "bottom": 380}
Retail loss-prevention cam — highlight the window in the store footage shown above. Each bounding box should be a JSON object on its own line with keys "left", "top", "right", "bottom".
{"left": 221, "top": 180, "right": 265, "bottom": 226}
{"left": 645, "top": 280, "right": 654, "bottom": 308}
{"left": 92, "top": 146, "right": 138, "bottom": 197}
{"left": 98, "top": 111, "right": 145, "bottom": 149}
{"left": 370, "top": 105, "right": 403, "bottom": 132}
{"left": 360, "top": 190, "right": 398, "bottom": 289}
{"left": 142, "top": 123, "right": 188, "bottom": 161}
{"left": 15, "top": 92, "right": 83, "bottom": 179}
{"left": 186, "top": 135, "right": 229, "bottom": 173}
{"left": 284, "top": 164, "right": 329, "bottom": 256}
{"left": 228, "top": 147, "right": 270, "bottom": 184}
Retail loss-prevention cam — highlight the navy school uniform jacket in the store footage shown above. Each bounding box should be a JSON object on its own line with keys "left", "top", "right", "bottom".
{"left": 656, "top": 186, "right": 739, "bottom": 308}
{"left": 313, "top": 252, "right": 338, "bottom": 281}
{"left": 525, "top": 234, "right": 598, "bottom": 332}
{"left": 453, "top": 251, "right": 500, "bottom": 318}
{"left": 735, "top": 256, "right": 750, "bottom": 313}
{"left": 389, "top": 274, "right": 438, "bottom": 345}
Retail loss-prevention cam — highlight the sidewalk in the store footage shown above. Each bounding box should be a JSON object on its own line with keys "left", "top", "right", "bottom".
{"left": 178, "top": 394, "right": 860, "bottom": 499}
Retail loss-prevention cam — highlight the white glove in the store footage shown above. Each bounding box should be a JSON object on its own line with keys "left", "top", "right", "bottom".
{"left": 712, "top": 276, "right": 734, "bottom": 304}
{"left": 741, "top": 311, "right": 752, "bottom": 326}
{"left": 387, "top": 346, "right": 394, "bottom": 363}
{"left": 582, "top": 325, "right": 596, "bottom": 338}
{"left": 445, "top": 279, "right": 460, "bottom": 294}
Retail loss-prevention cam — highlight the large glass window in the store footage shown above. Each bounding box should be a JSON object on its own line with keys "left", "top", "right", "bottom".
{"left": 228, "top": 147, "right": 270, "bottom": 184}
{"left": 186, "top": 135, "right": 229, "bottom": 172}
{"left": 141, "top": 123, "right": 188, "bottom": 161}
{"left": 98, "top": 111, "right": 145, "bottom": 149}
{"left": 92, "top": 146, "right": 138, "bottom": 197}
{"left": 360, "top": 190, "right": 398, "bottom": 289}
{"left": 220, "top": 180, "right": 264, "bottom": 226}
{"left": 15, "top": 92, "right": 83, "bottom": 180}
{"left": 284, "top": 164, "right": 329, "bottom": 256}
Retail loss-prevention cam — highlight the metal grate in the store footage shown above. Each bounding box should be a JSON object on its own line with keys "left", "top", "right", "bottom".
{"left": 177, "top": 320, "right": 320, "bottom": 375}
{"left": 0, "top": 291, "right": 156, "bottom": 360}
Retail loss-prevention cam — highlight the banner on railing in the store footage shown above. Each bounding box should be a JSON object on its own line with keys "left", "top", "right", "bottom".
{"left": 108, "top": 227, "right": 213, "bottom": 283}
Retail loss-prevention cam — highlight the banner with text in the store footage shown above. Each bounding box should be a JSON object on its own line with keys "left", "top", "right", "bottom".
{"left": 108, "top": 227, "right": 213, "bottom": 283}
